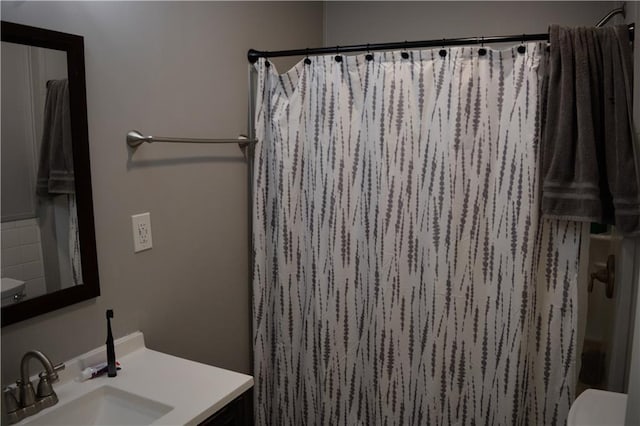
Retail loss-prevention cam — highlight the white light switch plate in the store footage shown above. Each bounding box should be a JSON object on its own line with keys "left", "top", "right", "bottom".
{"left": 132, "top": 212, "right": 153, "bottom": 252}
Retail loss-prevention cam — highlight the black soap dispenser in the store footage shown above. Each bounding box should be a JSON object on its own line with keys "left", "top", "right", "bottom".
{"left": 106, "top": 309, "right": 117, "bottom": 377}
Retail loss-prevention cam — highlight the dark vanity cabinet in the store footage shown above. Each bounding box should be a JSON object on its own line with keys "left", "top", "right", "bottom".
{"left": 199, "top": 389, "right": 253, "bottom": 426}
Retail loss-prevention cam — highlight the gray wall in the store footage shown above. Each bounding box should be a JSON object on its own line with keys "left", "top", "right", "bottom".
{"left": 324, "top": 1, "right": 620, "bottom": 46}
{"left": 1, "top": 1, "right": 323, "bottom": 384}
{"left": 1, "top": 0, "right": 630, "bottom": 393}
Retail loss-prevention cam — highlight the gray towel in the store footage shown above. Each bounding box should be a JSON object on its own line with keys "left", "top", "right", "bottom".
{"left": 542, "top": 25, "right": 639, "bottom": 235}
{"left": 36, "top": 79, "right": 74, "bottom": 196}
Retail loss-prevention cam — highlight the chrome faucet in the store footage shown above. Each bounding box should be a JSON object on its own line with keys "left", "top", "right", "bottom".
{"left": 3, "top": 350, "right": 65, "bottom": 424}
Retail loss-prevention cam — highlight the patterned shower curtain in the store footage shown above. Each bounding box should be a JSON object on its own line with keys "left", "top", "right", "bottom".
{"left": 253, "top": 44, "right": 585, "bottom": 425}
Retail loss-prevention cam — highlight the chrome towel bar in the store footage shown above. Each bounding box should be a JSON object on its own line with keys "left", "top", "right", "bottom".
{"left": 126, "top": 130, "right": 256, "bottom": 148}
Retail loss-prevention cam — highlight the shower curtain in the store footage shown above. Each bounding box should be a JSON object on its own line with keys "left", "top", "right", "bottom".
{"left": 253, "top": 44, "right": 585, "bottom": 425}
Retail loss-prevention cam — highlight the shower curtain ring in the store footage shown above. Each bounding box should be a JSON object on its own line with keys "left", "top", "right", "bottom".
{"left": 402, "top": 41, "right": 409, "bottom": 59}
{"left": 304, "top": 48, "right": 311, "bottom": 65}
{"left": 366, "top": 44, "right": 373, "bottom": 61}
{"left": 479, "top": 36, "right": 487, "bottom": 56}
{"left": 439, "top": 38, "right": 447, "bottom": 57}
{"left": 518, "top": 34, "right": 526, "bottom": 54}
{"left": 335, "top": 45, "right": 342, "bottom": 63}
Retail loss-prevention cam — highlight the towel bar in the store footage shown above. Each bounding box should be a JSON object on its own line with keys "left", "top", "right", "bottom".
{"left": 126, "top": 130, "right": 256, "bottom": 148}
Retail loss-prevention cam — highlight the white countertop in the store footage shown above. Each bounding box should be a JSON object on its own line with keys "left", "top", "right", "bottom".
{"left": 15, "top": 331, "right": 254, "bottom": 426}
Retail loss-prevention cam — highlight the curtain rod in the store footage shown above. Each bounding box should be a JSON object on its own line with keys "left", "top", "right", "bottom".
{"left": 247, "top": 23, "right": 634, "bottom": 63}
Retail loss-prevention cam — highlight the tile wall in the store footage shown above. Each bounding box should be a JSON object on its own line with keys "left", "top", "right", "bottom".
{"left": 1, "top": 218, "right": 46, "bottom": 300}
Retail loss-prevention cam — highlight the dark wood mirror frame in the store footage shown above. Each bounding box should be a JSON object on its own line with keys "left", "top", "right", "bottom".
{"left": 1, "top": 21, "right": 99, "bottom": 326}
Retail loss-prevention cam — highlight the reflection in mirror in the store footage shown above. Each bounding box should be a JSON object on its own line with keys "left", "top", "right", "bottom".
{"left": 1, "top": 42, "right": 82, "bottom": 306}
{"left": 1, "top": 21, "right": 99, "bottom": 326}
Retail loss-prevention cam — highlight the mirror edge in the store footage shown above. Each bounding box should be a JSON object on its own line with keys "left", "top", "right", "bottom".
{"left": 1, "top": 21, "right": 100, "bottom": 327}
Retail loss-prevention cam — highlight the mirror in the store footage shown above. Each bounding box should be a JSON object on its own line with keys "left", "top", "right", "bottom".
{"left": 1, "top": 21, "right": 99, "bottom": 326}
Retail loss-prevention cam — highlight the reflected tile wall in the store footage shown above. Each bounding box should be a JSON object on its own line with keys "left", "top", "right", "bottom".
{"left": 1, "top": 218, "right": 46, "bottom": 299}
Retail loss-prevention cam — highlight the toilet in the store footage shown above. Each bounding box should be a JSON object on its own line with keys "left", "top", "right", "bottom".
{"left": 567, "top": 389, "right": 628, "bottom": 426}
{"left": 1, "top": 277, "right": 26, "bottom": 307}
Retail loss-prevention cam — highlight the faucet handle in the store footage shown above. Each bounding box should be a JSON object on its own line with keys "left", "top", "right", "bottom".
{"left": 36, "top": 363, "right": 65, "bottom": 398}
{"left": 35, "top": 372, "right": 59, "bottom": 410}
{"left": 3, "top": 387, "right": 21, "bottom": 425}
{"left": 3, "top": 387, "right": 19, "bottom": 413}
{"left": 37, "top": 372, "right": 53, "bottom": 398}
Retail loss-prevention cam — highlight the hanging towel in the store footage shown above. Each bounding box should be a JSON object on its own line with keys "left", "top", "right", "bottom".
{"left": 541, "top": 24, "right": 639, "bottom": 235}
{"left": 36, "top": 79, "right": 74, "bottom": 196}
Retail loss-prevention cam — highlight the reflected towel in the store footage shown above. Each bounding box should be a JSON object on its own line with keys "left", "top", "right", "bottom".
{"left": 542, "top": 25, "right": 640, "bottom": 235}
{"left": 36, "top": 79, "right": 74, "bottom": 196}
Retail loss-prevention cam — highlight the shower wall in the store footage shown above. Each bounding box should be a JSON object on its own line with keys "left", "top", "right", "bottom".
{"left": 579, "top": 234, "right": 623, "bottom": 393}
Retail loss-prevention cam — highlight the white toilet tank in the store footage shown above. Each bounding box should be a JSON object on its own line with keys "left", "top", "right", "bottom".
{"left": 1, "top": 277, "right": 26, "bottom": 307}
{"left": 568, "top": 389, "right": 628, "bottom": 426}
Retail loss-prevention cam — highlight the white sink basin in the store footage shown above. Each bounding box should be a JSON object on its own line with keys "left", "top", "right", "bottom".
{"left": 25, "top": 386, "right": 173, "bottom": 426}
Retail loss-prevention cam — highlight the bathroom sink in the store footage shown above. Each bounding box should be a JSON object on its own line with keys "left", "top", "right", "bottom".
{"left": 13, "top": 332, "right": 253, "bottom": 425}
{"left": 25, "top": 385, "right": 173, "bottom": 425}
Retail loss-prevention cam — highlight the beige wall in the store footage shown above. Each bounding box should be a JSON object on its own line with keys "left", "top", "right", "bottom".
{"left": 324, "top": 1, "right": 620, "bottom": 46}
{"left": 1, "top": 1, "right": 323, "bottom": 384}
